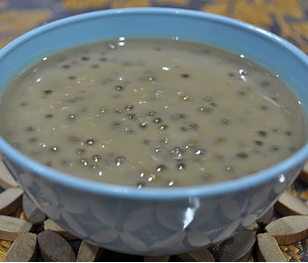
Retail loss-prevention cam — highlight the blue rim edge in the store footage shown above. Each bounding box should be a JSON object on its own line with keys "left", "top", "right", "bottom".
{"left": 1, "top": 7, "right": 308, "bottom": 200}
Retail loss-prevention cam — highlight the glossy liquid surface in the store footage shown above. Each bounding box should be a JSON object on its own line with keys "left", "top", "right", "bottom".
{"left": 0, "top": 38, "right": 305, "bottom": 187}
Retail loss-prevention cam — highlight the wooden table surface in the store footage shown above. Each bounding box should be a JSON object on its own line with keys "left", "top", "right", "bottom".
{"left": 1, "top": 0, "right": 308, "bottom": 261}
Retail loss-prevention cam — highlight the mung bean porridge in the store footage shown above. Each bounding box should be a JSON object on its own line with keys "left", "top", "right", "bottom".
{"left": 0, "top": 38, "right": 305, "bottom": 188}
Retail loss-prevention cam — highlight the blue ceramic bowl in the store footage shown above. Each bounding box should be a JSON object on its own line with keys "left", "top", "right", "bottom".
{"left": 1, "top": 7, "right": 308, "bottom": 256}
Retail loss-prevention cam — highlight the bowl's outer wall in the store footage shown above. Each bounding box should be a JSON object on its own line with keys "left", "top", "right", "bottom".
{"left": 0, "top": 8, "right": 308, "bottom": 255}
{"left": 2, "top": 155, "right": 302, "bottom": 255}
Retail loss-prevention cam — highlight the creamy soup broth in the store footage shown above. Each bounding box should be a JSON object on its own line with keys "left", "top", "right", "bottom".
{"left": 0, "top": 38, "right": 305, "bottom": 187}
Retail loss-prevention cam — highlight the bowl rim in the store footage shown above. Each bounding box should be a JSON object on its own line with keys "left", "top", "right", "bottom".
{"left": 1, "top": 7, "right": 308, "bottom": 200}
